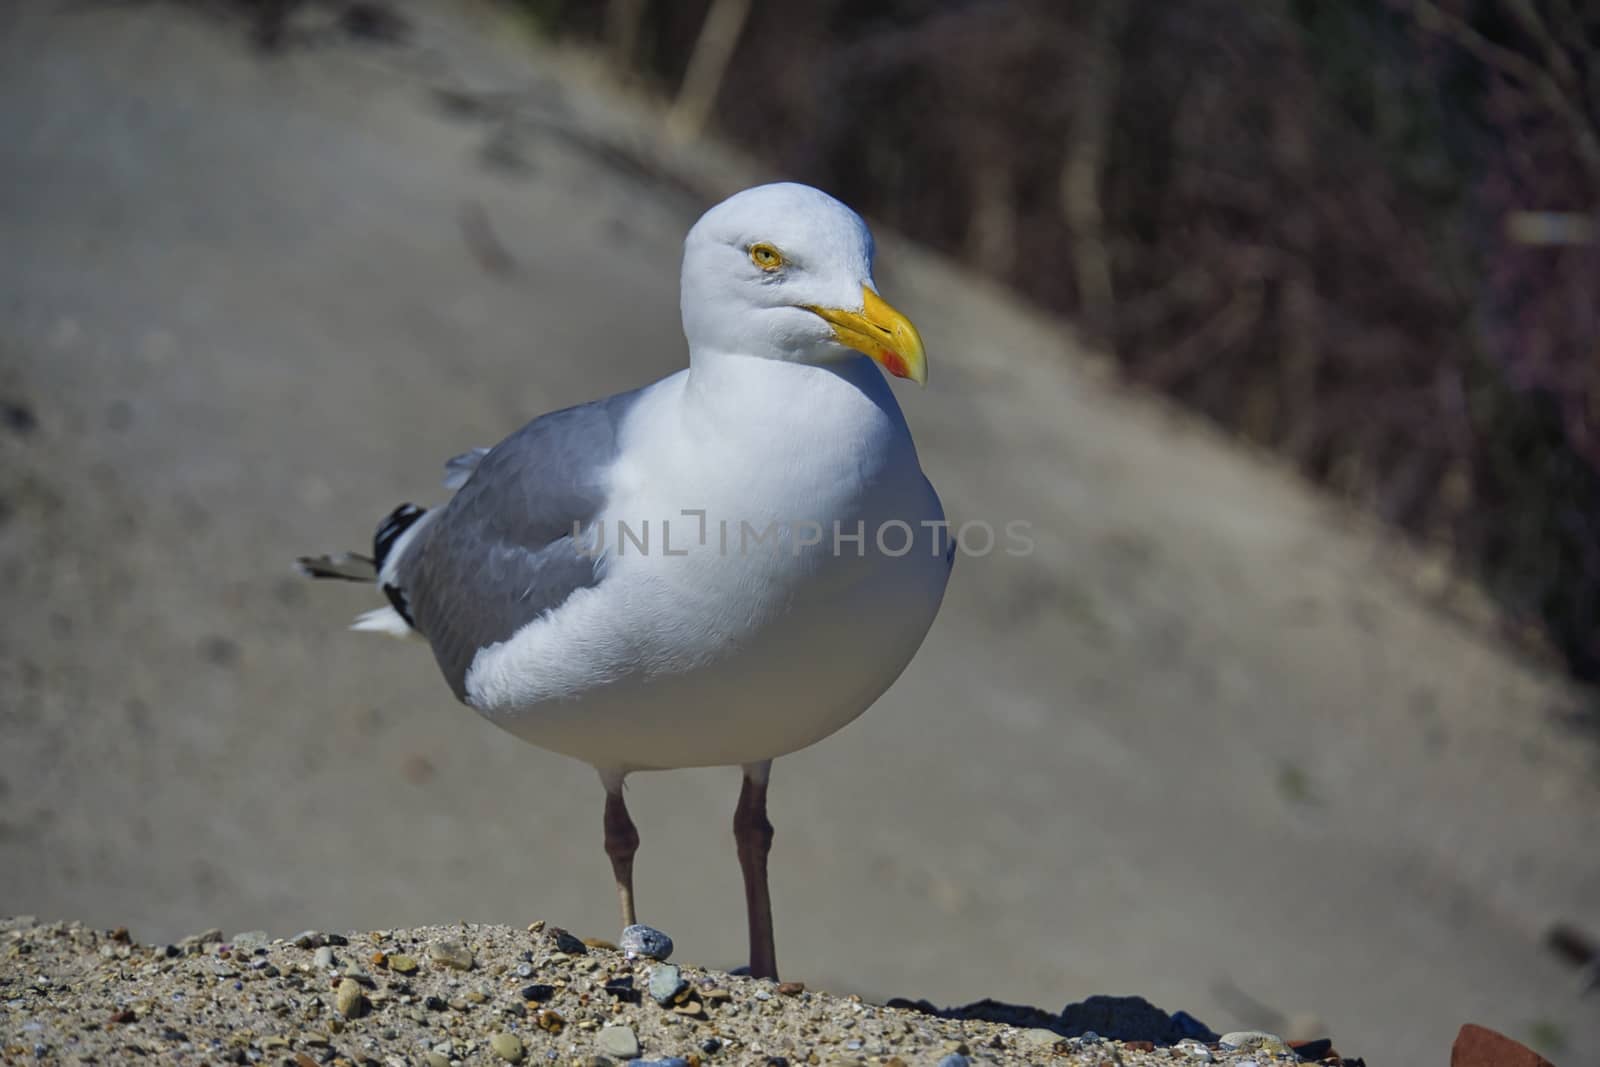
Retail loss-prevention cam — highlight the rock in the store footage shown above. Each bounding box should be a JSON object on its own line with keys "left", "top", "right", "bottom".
{"left": 1015, "top": 1029, "right": 1062, "bottom": 1051}
{"left": 424, "top": 1055, "right": 450, "bottom": 1067}
{"left": 334, "top": 978, "right": 368, "bottom": 1019}
{"left": 548, "top": 927, "right": 588, "bottom": 955}
{"left": 181, "top": 928, "right": 223, "bottom": 950}
{"left": 648, "top": 964, "right": 686, "bottom": 1006}
{"left": 521, "top": 983, "right": 555, "bottom": 1002}
{"left": 1219, "top": 1030, "right": 1292, "bottom": 1056}
{"left": 489, "top": 1032, "right": 525, "bottom": 1063}
{"left": 313, "top": 946, "right": 336, "bottom": 970}
{"left": 631, "top": 1060, "right": 689, "bottom": 1067}
{"left": 1452, "top": 1024, "right": 1554, "bottom": 1067}
{"left": 387, "top": 953, "right": 418, "bottom": 975}
{"left": 229, "top": 931, "right": 269, "bottom": 949}
{"left": 1290, "top": 1038, "right": 1333, "bottom": 1060}
{"left": 1170, "top": 1010, "right": 1217, "bottom": 1041}
{"left": 429, "top": 939, "right": 474, "bottom": 970}
{"left": 292, "top": 931, "right": 325, "bottom": 949}
{"left": 937, "top": 1056, "right": 970, "bottom": 1067}
{"left": 596, "top": 1024, "right": 640, "bottom": 1059}
{"left": 619, "top": 924, "right": 673, "bottom": 961}
{"left": 604, "top": 975, "right": 640, "bottom": 1004}
{"left": 1061, "top": 994, "right": 1209, "bottom": 1044}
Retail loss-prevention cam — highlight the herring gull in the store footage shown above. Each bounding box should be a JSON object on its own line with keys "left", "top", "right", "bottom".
{"left": 300, "top": 182, "right": 953, "bottom": 979}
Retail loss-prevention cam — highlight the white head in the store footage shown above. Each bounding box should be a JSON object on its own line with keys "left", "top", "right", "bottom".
{"left": 680, "top": 183, "right": 927, "bottom": 383}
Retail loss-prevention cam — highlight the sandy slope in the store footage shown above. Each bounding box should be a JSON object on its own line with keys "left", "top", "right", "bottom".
{"left": 0, "top": 2, "right": 1595, "bottom": 1062}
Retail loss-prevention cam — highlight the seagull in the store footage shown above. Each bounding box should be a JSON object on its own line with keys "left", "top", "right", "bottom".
{"left": 299, "top": 182, "right": 952, "bottom": 980}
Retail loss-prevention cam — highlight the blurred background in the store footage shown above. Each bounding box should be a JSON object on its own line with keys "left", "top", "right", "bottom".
{"left": 1, "top": 0, "right": 1596, "bottom": 1062}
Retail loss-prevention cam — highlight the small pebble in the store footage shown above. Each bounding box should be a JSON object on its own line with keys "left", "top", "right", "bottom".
{"left": 521, "top": 983, "right": 555, "bottom": 1002}
{"left": 292, "top": 931, "right": 324, "bottom": 949}
{"left": 424, "top": 1054, "right": 450, "bottom": 1067}
{"left": 313, "top": 946, "right": 336, "bottom": 970}
{"left": 648, "top": 964, "right": 686, "bottom": 1006}
{"left": 334, "top": 978, "right": 368, "bottom": 1019}
{"left": 516, "top": 963, "right": 534, "bottom": 978}
{"left": 937, "top": 1056, "right": 970, "bottom": 1067}
{"left": 548, "top": 927, "right": 588, "bottom": 955}
{"left": 619, "top": 924, "right": 673, "bottom": 961}
{"left": 489, "top": 1032, "right": 524, "bottom": 1063}
{"left": 596, "top": 1024, "right": 640, "bottom": 1059}
{"left": 429, "top": 939, "right": 474, "bottom": 970}
{"left": 387, "top": 953, "right": 418, "bottom": 975}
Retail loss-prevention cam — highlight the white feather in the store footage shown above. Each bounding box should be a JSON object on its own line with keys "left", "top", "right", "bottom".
{"left": 350, "top": 606, "right": 416, "bottom": 638}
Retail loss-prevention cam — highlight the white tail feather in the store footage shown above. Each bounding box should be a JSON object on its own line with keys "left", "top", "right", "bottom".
{"left": 351, "top": 606, "right": 417, "bottom": 638}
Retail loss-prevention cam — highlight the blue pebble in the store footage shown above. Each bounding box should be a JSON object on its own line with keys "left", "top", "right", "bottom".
{"left": 937, "top": 1055, "right": 970, "bottom": 1067}
{"left": 619, "top": 924, "right": 674, "bottom": 961}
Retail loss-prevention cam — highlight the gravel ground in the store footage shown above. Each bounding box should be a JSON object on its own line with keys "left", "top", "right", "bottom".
{"left": 0, "top": 917, "right": 1344, "bottom": 1067}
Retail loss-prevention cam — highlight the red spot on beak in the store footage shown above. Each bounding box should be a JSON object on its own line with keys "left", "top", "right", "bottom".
{"left": 880, "top": 350, "right": 909, "bottom": 379}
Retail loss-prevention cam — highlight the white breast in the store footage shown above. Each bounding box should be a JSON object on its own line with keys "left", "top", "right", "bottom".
{"left": 462, "top": 355, "right": 951, "bottom": 771}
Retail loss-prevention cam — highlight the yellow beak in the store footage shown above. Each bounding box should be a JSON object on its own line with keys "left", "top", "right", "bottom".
{"left": 806, "top": 285, "right": 928, "bottom": 385}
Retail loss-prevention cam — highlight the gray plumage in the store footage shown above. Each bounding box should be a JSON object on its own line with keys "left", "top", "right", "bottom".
{"left": 442, "top": 448, "right": 490, "bottom": 489}
{"left": 393, "top": 389, "right": 641, "bottom": 700}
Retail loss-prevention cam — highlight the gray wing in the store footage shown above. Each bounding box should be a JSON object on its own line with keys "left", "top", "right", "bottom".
{"left": 397, "top": 389, "right": 641, "bottom": 700}
{"left": 441, "top": 448, "right": 490, "bottom": 489}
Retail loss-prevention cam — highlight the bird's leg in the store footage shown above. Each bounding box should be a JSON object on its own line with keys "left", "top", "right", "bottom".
{"left": 601, "top": 775, "right": 640, "bottom": 928}
{"left": 733, "top": 760, "right": 777, "bottom": 980}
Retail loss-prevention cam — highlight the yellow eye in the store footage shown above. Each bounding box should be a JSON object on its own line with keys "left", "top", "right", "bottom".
{"left": 749, "top": 242, "right": 784, "bottom": 271}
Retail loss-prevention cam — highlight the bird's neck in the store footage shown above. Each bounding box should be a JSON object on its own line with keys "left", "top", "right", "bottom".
{"left": 685, "top": 349, "right": 894, "bottom": 416}
{"left": 678, "top": 350, "right": 914, "bottom": 470}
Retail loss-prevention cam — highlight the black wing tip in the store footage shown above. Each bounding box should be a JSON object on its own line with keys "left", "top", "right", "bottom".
{"left": 373, "top": 503, "right": 427, "bottom": 571}
{"left": 295, "top": 553, "right": 378, "bottom": 581}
